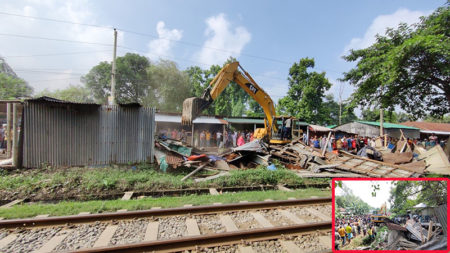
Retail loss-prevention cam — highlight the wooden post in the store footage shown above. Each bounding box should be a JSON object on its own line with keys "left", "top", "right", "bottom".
{"left": 427, "top": 220, "right": 433, "bottom": 242}
{"left": 191, "top": 123, "right": 194, "bottom": 147}
{"left": 6, "top": 103, "right": 12, "bottom": 158}
{"left": 12, "top": 103, "right": 18, "bottom": 166}
{"left": 321, "top": 131, "right": 332, "bottom": 156}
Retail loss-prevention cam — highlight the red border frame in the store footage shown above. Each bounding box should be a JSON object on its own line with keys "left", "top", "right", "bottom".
{"left": 332, "top": 177, "right": 450, "bottom": 252}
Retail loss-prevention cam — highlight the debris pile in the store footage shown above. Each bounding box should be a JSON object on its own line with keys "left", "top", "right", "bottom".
{"left": 154, "top": 135, "right": 450, "bottom": 179}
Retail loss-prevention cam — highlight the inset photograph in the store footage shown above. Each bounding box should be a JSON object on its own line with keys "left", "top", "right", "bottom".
{"left": 333, "top": 178, "right": 448, "bottom": 251}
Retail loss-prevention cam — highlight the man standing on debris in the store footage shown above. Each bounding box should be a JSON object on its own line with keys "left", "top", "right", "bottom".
{"left": 284, "top": 117, "right": 292, "bottom": 140}
{"left": 338, "top": 225, "right": 346, "bottom": 247}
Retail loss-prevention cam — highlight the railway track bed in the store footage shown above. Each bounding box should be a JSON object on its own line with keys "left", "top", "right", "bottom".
{"left": 0, "top": 197, "right": 331, "bottom": 252}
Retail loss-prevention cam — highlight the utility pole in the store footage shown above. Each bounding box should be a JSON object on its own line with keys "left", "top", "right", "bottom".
{"left": 338, "top": 81, "right": 345, "bottom": 126}
{"left": 110, "top": 28, "right": 118, "bottom": 105}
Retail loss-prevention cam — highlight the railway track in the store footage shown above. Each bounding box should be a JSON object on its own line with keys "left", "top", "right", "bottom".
{"left": 0, "top": 197, "right": 332, "bottom": 253}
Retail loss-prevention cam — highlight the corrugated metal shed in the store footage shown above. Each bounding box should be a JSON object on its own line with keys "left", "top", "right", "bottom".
{"left": 22, "top": 100, "right": 155, "bottom": 167}
{"left": 334, "top": 121, "right": 420, "bottom": 139}
{"left": 156, "top": 113, "right": 227, "bottom": 124}
{"left": 357, "top": 120, "right": 419, "bottom": 130}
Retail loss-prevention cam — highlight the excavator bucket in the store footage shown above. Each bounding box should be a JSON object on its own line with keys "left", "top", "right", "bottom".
{"left": 181, "top": 97, "right": 209, "bottom": 125}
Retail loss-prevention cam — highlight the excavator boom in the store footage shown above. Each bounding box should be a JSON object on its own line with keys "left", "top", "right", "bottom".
{"left": 182, "top": 62, "right": 276, "bottom": 139}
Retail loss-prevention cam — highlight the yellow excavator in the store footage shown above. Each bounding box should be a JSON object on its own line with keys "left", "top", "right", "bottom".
{"left": 182, "top": 61, "right": 299, "bottom": 144}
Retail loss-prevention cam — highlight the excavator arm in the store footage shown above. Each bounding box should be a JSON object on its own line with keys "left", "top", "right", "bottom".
{"left": 182, "top": 62, "right": 276, "bottom": 138}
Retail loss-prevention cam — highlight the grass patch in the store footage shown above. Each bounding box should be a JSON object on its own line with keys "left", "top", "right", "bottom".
{"left": 0, "top": 164, "right": 327, "bottom": 201}
{"left": 0, "top": 188, "right": 330, "bottom": 219}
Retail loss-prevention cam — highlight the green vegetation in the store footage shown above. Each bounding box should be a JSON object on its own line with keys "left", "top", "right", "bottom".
{"left": 335, "top": 182, "right": 372, "bottom": 217}
{"left": 0, "top": 164, "right": 326, "bottom": 201}
{"left": 0, "top": 72, "right": 33, "bottom": 99}
{"left": 0, "top": 188, "right": 330, "bottom": 219}
{"left": 389, "top": 180, "right": 447, "bottom": 216}
{"left": 342, "top": 6, "right": 449, "bottom": 119}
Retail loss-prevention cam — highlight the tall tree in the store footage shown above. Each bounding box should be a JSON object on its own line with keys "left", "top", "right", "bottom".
{"left": 36, "top": 85, "right": 93, "bottom": 103}
{"left": 147, "top": 60, "right": 190, "bottom": 112}
{"left": 342, "top": 6, "right": 450, "bottom": 119}
{"left": 389, "top": 181, "right": 447, "bottom": 215}
{"left": 0, "top": 73, "right": 33, "bottom": 99}
{"left": 82, "top": 53, "right": 150, "bottom": 104}
{"left": 277, "top": 58, "right": 332, "bottom": 124}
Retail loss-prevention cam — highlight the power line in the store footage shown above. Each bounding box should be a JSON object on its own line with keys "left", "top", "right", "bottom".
{"left": 0, "top": 11, "right": 291, "bottom": 65}
{"left": 0, "top": 33, "right": 113, "bottom": 47}
{"left": 3, "top": 50, "right": 111, "bottom": 58}
{"left": 15, "top": 69, "right": 85, "bottom": 75}
{"left": 0, "top": 11, "right": 112, "bottom": 30}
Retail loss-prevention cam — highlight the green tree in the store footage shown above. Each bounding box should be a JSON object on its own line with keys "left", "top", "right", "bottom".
{"left": 147, "top": 60, "right": 190, "bottom": 112}
{"left": 36, "top": 85, "right": 94, "bottom": 103}
{"left": 82, "top": 53, "right": 150, "bottom": 104}
{"left": 342, "top": 6, "right": 450, "bottom": 119}
{"left": 277, "top": 58, "right": 332, "bottom": 124}
{"left": 0, "top": 73, "right": 33, "bottom": 99}
{"left": 389, "top": 181, "right": 447, "bottom": 215}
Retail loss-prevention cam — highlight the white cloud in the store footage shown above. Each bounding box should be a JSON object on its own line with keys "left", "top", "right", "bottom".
{"left": 0, "top": 0, "right": 123, "bottom": 92}
{"left": 196, "top": 13, "right": 251, "bottom": 66}
{"left": 147, "top": 21, "right": 183, "bottom": 59}
{"left": 343, "top": 8, "right": 429, "bottom": 54}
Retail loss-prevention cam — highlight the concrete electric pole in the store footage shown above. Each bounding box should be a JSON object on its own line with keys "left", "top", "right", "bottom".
{"left": 110, "top": 28, "right": 118, "bottom": 105}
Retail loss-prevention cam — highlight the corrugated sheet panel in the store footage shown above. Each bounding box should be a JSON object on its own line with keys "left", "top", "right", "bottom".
{"left": 22, "top": 103, "right": 155, "bottom": 167}
{"left": 434, "top": 204, "right": 447, "bottom": 236}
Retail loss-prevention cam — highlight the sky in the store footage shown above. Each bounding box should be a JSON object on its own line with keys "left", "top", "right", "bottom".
{"left": 0, "top": 0, "right": 445, "bottom": 104}
{"left": 335, "top": 181, "right": 395, "bottom": 209}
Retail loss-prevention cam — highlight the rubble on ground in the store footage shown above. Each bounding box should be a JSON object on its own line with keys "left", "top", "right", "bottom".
{"left": 375, "top": 204, "right": 447, "bottom": 250}
{"left": 154, "top": 135, "right": 450, "bottom": 179}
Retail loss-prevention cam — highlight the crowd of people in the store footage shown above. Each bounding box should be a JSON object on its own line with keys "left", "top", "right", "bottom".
{"left": 335, "top": 215, "right": 377, "bottom": 249}
{"left": 158, "top": 127, "right": 256, "bottom": 148}
{"left": 304, "top": 132, "right": 447, "bottom": 153}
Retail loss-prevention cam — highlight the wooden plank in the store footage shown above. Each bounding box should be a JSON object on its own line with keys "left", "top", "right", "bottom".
{"left": 213, "top": 202, "right": 222, "bottom": 205}
{"left": 78, "top": 212, "right": 90, "bottom": 215}
{"left": 219, "top": 215, "right": 238, "bottom": 232}
{"left": 0, "top": 234, "right": 17, "bottom": 248}
{"left": 185, "top": 218, "right": 201, "bottom": 236}
{"left": 0, "top": 199, "right": 23, "bottom": 208}
{"left": 117, "top": 209, "right": 127, "bottom": 212}
{"left": 144, "top": 222, "right": 159, "bottom": 241}
{"left": 280, "top": 209, "right": 304, "bottom": 224}
{"left": 238, "top": 245, "right": 255, "bottom": 253}
{"left": 184, "top": 204, "right": 193, "bottom": 207}
{"left": 151, "top": 207, "right": 161, "bottom": 210}
{"left": 280, "top": 240, "right": 302, "bottom": 253}
{"left": 209, "top": 188, "right": 219, "bottom": 195}
{"left": 121, "top": 191, "right": 133, "bottom": 200}
{"left": 34, "top": 234, "right": 68, "bottom": 253}
{"left": 305, "top": 207, "right": 330, "bottom": 221}
{"left": 250, "top": 212, "right": 273, "bottom": 228}
{"left": 93, "top": 225, "right": 118, "bottom": 247}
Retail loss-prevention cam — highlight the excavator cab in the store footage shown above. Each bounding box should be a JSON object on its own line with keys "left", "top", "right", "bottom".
{"left": 269, "top": 116, "right": 298, "bottom": 144}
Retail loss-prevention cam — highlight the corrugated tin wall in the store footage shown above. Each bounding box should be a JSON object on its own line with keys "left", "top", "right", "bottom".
{"left": 434, "top": 204, "right": 447, "bottom": 236}
{"left": 22, "top": 102, "right": 155, "bottom": 167}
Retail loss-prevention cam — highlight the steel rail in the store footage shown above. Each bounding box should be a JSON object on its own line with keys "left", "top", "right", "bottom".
{"left": 0, "top": 197, "right": 331, "bottom": 228}
{"left": 71, "top": 221, "right": 331, "bottom": 253}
